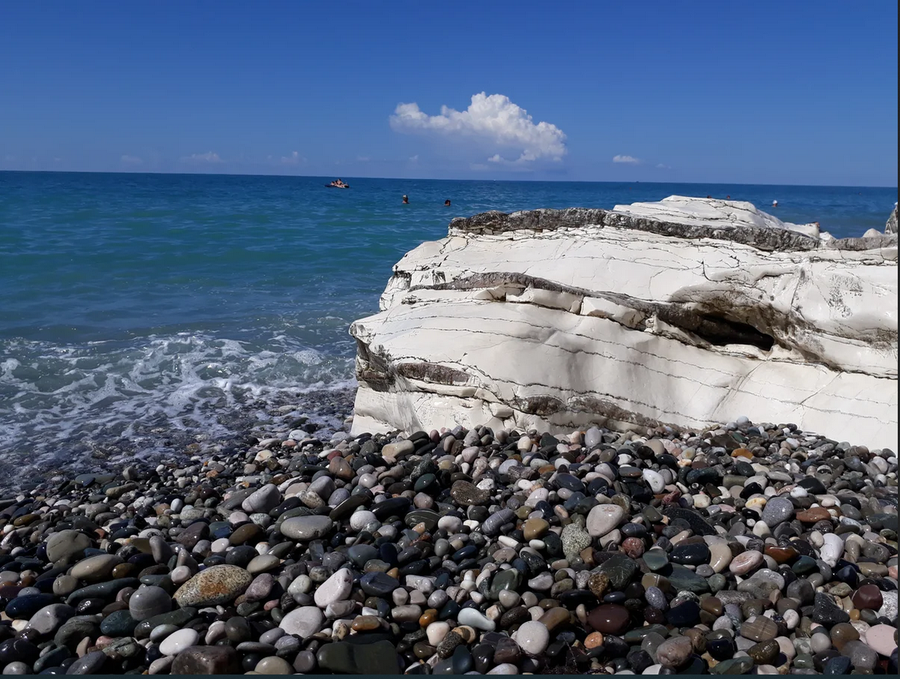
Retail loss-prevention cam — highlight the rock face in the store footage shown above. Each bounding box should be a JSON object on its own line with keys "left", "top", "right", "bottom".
{"left": 887, "top": 204, "right": 898, "bottom": 235}
{"left": 349, "top": 197, "right": 898, "bottom": 449}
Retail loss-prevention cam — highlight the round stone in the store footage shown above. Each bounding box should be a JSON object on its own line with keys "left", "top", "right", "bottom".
{"left": 851, "top": 584, "right": 883, "bottom": 611}
{"left": 740, "top": 616, "right": 779, "bottom": 642}
{"left": 280, "top": 515, "right": 334, "bottom": 540}
{"left": 24, "top": 604, "right": 75, "bottom": 635}
{"left": 586, "top": 504, "right": 625, "bottom": 537}
{"left": 241, "top": 484, "right": 282, "bottom": 513}
{"left": 657, "top": 636, "right": 692, "bottom": 669}
{"left": 45, "top": 530, "right": 92, "bottom": 563}
{"left": 729, "top": 551, "right": 764, "bottom": 575}
{"left": 279, "top": 606, "right": 325, "bottom": 638}
{"left": 349, "top": 511, "right": 377, "bottom": 531}
{"left": 69, "top": 554, "right": 122, "bottom": 582}
{"left": 515, "top": 621, "right": 549, "bottom": 656}
{"left": 128, "top": 586, "right": 172, "bottom": 622}
{"left": 314, "top": 568, "right": 353, "bottom": 608}
{"left": 760, "top": 497, "right": 794, "bottom": 526}
{"left": 587, "top": 604, "right": 630, "bottom": 635}
{"left": 159, "top": 628, "right": 199, "bottom": 656}
{"left": 864, "top": 624, "right": 897, "bottom": 657}
{"left": 255, "top": 656, "right": 294, "bottom": 674}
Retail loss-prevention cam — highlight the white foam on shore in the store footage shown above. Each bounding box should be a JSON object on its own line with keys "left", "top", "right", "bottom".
{"left": 0, "top": 332, "right": 356, "bottom": 479}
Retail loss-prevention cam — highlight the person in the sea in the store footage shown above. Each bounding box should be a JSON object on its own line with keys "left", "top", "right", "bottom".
{"left": 444, "top": 199, "right": 451, "bottom": 206}
{"left": 402, "top": 195, "right": 409, "bottom": 204}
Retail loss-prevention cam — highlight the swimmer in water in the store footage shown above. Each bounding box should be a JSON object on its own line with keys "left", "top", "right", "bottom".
{"left": 402, "top": 195, "right": 409, "bottom": 204}
{"left": 444, "top": 199, "right": 451, "bottom": 206}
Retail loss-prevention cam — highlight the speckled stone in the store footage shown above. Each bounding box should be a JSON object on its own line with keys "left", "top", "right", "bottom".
{"left": 173, "top": 565, "right": 252, "bottom": 607}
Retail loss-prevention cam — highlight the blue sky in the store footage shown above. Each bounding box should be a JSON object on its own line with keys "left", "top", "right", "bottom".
{"left": 1, "top": 1, "right": 896, "bottom": 186}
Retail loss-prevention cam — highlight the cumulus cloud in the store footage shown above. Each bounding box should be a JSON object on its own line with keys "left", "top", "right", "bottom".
{"left": 181, "top": 151, "right": 223, "bottom": 164}
{"left": 613, "top": 155, "right": 641, "bottom": 164}
{"left": 280, "top": 151, "right": 303, "bottom": 165}
{"left": 390, "top": 92, "right": 567, "bottom": 165}
{"left": 120, "top": 155, "right": 143, "bottom": 165}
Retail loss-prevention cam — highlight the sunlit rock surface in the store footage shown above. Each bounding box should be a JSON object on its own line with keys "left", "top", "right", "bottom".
{"left": 350, "top": 197, "right": 898, "bottom": 450}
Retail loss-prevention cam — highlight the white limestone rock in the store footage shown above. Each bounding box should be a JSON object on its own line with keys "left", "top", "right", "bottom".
{"left": 349, "top": 197, "right": 898, "bottom": 450}
{"left": 611, "top": 195, "right": 824, "bottom": 239}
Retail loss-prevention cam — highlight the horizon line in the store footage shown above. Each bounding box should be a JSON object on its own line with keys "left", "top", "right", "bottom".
{"left": 0, "top": 168, "right": 897, "bottom": 190}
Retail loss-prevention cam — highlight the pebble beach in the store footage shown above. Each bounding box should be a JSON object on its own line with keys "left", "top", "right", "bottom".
{"left": 1, "top": 402, "right": 897, "bottom": 675}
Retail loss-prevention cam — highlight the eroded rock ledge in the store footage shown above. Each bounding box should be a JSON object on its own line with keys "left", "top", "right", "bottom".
{"left": 350, "top": 197, "right": 898, "bottom": 449}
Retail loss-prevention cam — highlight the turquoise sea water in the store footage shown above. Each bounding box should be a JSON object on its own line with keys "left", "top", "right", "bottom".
{"left": 0, "top": 171, "right": 896, "bottom": 480}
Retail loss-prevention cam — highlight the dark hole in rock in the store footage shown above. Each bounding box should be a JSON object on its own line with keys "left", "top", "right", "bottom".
{"left": 692, "top": 313, "right": 775, "bottom": 351}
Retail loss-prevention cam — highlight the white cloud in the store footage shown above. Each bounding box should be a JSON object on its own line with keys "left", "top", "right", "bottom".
{"left": 390, "top": 92, "right": 567, "bottom": 164}
{"left": 181, "top": 151, "right": 223, "bottom": 164}
{"left": 613, "top": 155, "right": 641, "bottom": 164}
{"left": 656, "top": 163, "right": 672, "bottom": 169}
{"left": 120, "top": 155, "right": 143, "bottom": 165}
{"left": 356, "top": 156, "right": 371, "bottom": 162}
{"left": 409, "top": 155, "right": 419, "bottom": 162}
{"left": 280, "top": 151, "right": 303, "bottom": 165}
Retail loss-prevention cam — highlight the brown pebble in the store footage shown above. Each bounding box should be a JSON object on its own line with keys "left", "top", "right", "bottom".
{"left": 588, "top": 572, "right": 609, "bottom": 599}
{"left": 748, "top": 639, "right": 779, "bottom": 664}
{"left": 111, "top": 563, "right": 134, "bottom": 579}
{"left": 413, "top": 642, "right": 435, "bottom": 659}
{"left": 796, "top": 507, "right": 831, "bottom": 523}
{"left": 701, "top": 596, "right": 724, "bottom": 616}
{"left": 829, "top": 622, "right": 860, "bottom": 651}
{"left": 851, "top": 584, "right": 883, "bottom": 611}
{"left": 419, "top": 609, "right": 437, "bottom": 627}
{"left": 538, "top": 606, "right": 570, "bottom": 632}
{"left": 587, "top": 603, "right": 630, "bottom": 635}
{"left": 683, "top": 628, "right": 707, "bottom": 654}
{"left": 622, "top": 537, "right": 644, "bottom": 558}
{"left": 764, "top": 546, "right": 798, "bottom": 564}
{"left": 579, "top": 547, "right": 595, "bottom": 567}
{"left": 350, "top": 615, "right": 382, "bottom": 632}
{"left": 585, "top": 632, "right": 604, "bottom": 649}
{"left": 523, "top": 518, "right": 550, "bottom": 540}
{"left": 739, "top": 616, "right": 778, "bottom": 642}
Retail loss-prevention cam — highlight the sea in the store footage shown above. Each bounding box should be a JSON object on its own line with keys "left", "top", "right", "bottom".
{"left": 0, "top": 171, "right": 896, "bottom": 488}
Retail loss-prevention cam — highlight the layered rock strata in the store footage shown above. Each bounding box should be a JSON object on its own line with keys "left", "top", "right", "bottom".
{"left": 350, "top": 197, "right": 898, "bottom": 449}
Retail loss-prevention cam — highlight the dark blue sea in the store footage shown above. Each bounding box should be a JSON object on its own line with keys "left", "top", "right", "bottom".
{"left": 0, "top": 171, "right": 895, "bottom": 482}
